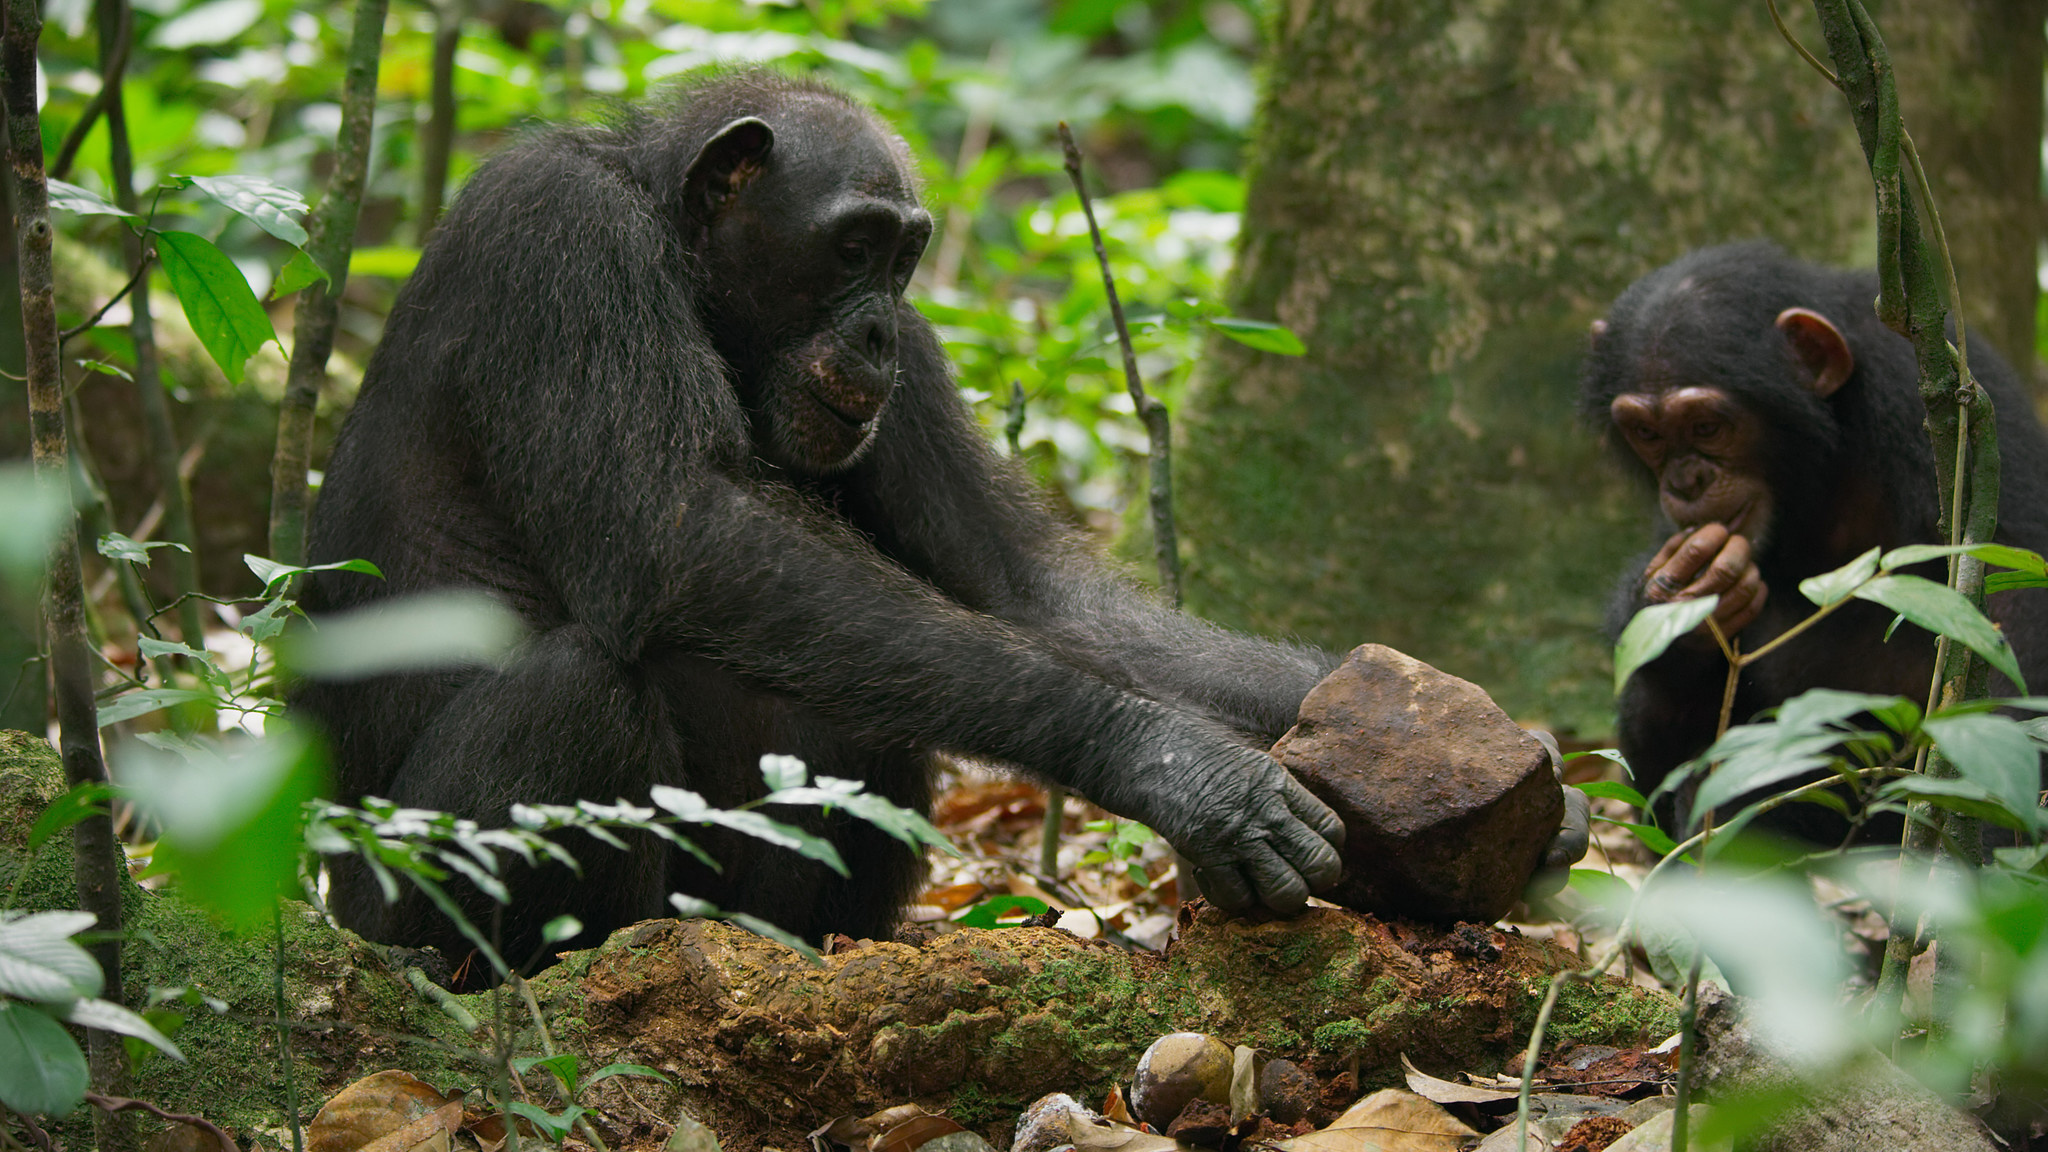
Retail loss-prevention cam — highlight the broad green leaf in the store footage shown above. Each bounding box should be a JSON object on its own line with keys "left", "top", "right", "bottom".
{"left": 1987, "top": 571, "right": 2048, "bottom": 594}
{"left": 183, "top": 174, "right": 309, "bottom": 246}
{"left": 270, "top": 248, "right": 330, "bottom": 298}
{"left": 1797, "top": 546, "right": 1881, "bottom": 606}
{"left": 97, "top": 687, "right": 216, "bottom": 727}
{"left": 97, "top": 531, "right": 189, "bottom": 565}
{"left": 0, "top": 911, "right": 102, "bottom": 1002}
{"left": 1854, "top": 574, "right": 2026, "bottom": 692}
{"left": 1564, "top": 868, "right": 1635, "bottom": 926}
{"left": 1881, "top": 542, "right": 2046, "bottom": 574}
{"left": 61, "top": 997, "right": 185, "bottom": 1059}
{"left": 120, "top": 726, "right": 330, "bottom": 928}
{"left": 954, "top": 895, "right": 1049, "bottom": 928}
{"left": 76, "top": 358, "right": 132, "bottom": 380}
{"left": 350, "top": 246, "right": 422, "bottom": 279}
{"left": 1772, "top": 689, "right": 1911, "bottom": 737}
{"left": 1574, "top": 780, "right": 1649, "bottom": 808}
{"left": 1613, "top": 596, "right": 1718, "bottom": 696}
{"left": 1615, "top": 821, "right": 1680, "bottom": 856}
{"left": 541, "top": 915, "right": 583, "bottom": 944}
{"left": 1688, "top": 724, "right": 1844, "bottom": 822}
{"left": 583, "top": 1062, "right": 671, "bottom": 1087}
{"left": 138, "top": 637, "right": 217, "bottom": 669}
{"left": 506, "top": 1101, "right": 582, "bottom": 1142}
{"left": 281, "top": 590, "right": 526, "bottom": 680}
{"left": 0, "top": 1002, "right": 89, "bottom": 1114}
{"left": 27, "top": 782, "right": 112, "bottom": 855}
{"left": 1875, "top": 776, "right": 2037, "bottom": 834}
{"left": 155, "top": 230, "right": 276, "bottom": 385}
{"left": 759, "top": 753, "right": 806, "bottom": 791}
{"left": 46, "top": 178, "right": 137, "bottom": 218}
{"left": 243, "top": 553, "right": 383, "bottom": 592}
{"left": 512, "top": 1052, "right": 579, "bottom": 1091}
{"left": 1208, "top": 316, "right": 1306, "bottom": 355}
{"left": 1921, "top": 712, "right": 2043, "bottom": 824}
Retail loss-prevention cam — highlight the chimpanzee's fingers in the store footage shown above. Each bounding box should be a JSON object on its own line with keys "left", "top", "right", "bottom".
{"left": 1543, "top": 787, "right": 1592, "bottom": 870}
{"left": 1646, "top": 524, "right": 1729, "bottom": 598}
{"left": 1716, "top": 565, "right": 1768, "bottom": 633}
{"left": 1282, "top": 773, "right": 1347, "bottom": 852}
{"left": 1192, "top": 860, "right": 1255, "bottom": 913}
{"left": 1644, "top": 528, "right": 1695, "bottom": 577}
{"left": 1681, "top": 531, "right": 1751, "bottom": 598}
{"left": 1240, "top": 839, "right": 1313, "bottom": 915}
{"left": 1271, "top": 785, "right": 1344, "bottom": 892}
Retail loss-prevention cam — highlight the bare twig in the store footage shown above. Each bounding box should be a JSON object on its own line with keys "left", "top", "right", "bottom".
{"left": 270, "top": 0, "right": 389, "bottom": 566}
{"left": 3, "top": 0, "right": 132, "bottom": 1123}
{"left": 59, "top": 248, "right": 151, "bottom": 347}
{"left": 84, "top": 1094, "right": 238, "bottom": 1152}
{"left": 1057, "top": 122, "right": 1182, "bottom": 606}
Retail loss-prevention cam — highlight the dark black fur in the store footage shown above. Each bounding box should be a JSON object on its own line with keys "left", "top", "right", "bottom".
{"left": 1584, "top": 241, "right": 2048, "bottom": 840}
{"left": 296, "top": 71, "right": 1349, "bottom": 966}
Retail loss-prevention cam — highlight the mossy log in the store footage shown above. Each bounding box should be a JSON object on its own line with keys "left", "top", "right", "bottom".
{"left": 4, "top": 729, "right": 1674, "bottom": 1151}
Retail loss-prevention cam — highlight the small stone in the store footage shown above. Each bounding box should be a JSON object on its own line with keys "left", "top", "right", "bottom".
{"left": 1163, "top": 1098, "right": 1233, "bottom": 1146}
{"left": 1014, "top": 1093, "right": 1099, "bottom": 1152}
{"left": 1130, "top": 1032, "right": 1234, "bottom": 1130}
{"left": 1256, "top": 1058, "right": 1317, "bottom": 1125}
{"left": 1270, "top": 644, "right": 1564, "bottom": 924}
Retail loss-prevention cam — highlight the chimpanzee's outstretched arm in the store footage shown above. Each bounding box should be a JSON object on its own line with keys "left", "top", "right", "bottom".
{"left": 836, "top": 317, "right": 1336, "bottom": 743}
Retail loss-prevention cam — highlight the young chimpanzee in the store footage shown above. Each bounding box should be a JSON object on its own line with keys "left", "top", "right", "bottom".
{"left": 300, "top": 69, "right": 1555, "bottom": 968}
{"left": 1584, "top": 241, "right": 2048, "bottom": 841}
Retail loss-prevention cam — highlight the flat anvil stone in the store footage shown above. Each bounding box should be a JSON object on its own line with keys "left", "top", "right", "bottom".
{"left": 1271, "top": 644, "right": 1561, "bottom": 924}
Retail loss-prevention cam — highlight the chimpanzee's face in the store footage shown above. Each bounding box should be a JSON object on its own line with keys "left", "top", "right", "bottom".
{"left": 686, "top": 102, "right": 933, "bottom": 473}
{"left": 1609, "top": 386, "right": 1777, "bottom": 549}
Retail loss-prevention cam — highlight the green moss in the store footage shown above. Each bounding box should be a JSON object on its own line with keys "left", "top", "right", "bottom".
{"left": 1538, "top": 979, "right": 1681, "bottom": 1050}
{"left": 946, "top": 1080, "right": 1015, "bottom": 1129}
{"left": 1313, "top": 1018, "right": 1374, "bottom": 1053}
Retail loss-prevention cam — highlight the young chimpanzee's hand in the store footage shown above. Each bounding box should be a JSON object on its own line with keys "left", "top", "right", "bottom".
{"left": 1641, "top": 522, "right": 1767, "bottom": 637}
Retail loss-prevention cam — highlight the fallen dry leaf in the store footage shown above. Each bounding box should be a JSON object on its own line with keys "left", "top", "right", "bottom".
{"left": 1401, "top": 1054, "right": 1518, "bottom": 1105}
{"left": 874, "top": 1113, "right": 970, "bottom": 1152}
{"left": 1274, "top": 1089, "right": 1477, "bottom": 1152}
{"left": 307, "top": 1072, "right": 461, "bottom": 1152}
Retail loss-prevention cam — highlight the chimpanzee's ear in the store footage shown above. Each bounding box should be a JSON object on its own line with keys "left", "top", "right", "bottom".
{"left": 1776, "top": 307, "right": 1854, "bottom": 398}
{"left": 683, "top": 117, "right": 774, "bottom": 225}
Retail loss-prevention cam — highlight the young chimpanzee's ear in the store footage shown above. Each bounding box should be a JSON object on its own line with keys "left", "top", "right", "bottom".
{"left": 1775, "top": 307, "right": 1855, "bottom": 398}
{"left": 683, "top": 117, "right": 775, "bottom": 226}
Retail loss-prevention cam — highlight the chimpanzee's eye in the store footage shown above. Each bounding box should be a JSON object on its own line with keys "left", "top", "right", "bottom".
{"left": 839, "top": 240, "right": 868, "bottom": 265}
{"left": 1692, "top": 420, "right": 1722, "bottom": 440}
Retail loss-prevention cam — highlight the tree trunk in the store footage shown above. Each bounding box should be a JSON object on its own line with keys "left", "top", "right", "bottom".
{"left": 1178, "top": 0, "right": 1872, "bottom": 733}
{"left": 1884, "top": 0, "right": 2045, "bottom": 402}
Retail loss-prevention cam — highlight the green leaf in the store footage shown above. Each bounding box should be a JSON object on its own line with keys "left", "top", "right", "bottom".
{"left": 138, "top": 637, "right": 218, "bottom": 670}
{"left": 243, "top": 553, "right": 383, "bottom": 593}
{"left": 46, "top": 178, "right": 138, "bottom": 219}
{"left": 1921, "top": 712, "right": 2043, "bottom": 824}
{"left": 97, "top": 687, "right": 216, "bottom": 727}
{"left": 62, "top": 997, "right": 185, "bottom": 1060}
{"left": 541, "top": 915, "right": 582, "bottom": 945}
{"left": 512, "top": 1052, "right": 579, "bottom": 1092}
{"left": 1881, "top": 542, "right": 2046, "bottom": 574}
{"left": 120, "top": 726, "right": 330, "bottom": 928}
{"left": 764, "top": 780, "right": 961, "bottom": 856}
{"left": 0, "top": 911, "right": 102, "bottom": 1002}
{"left": 154, "top": 230, "right": 276, "bottom": 385}
{"left": 1875, "top": 776, "right": 2037, "bottom": 834}
{"left": 506, "top": 1101, "right": 582, "bottom": 1142}
{"left": 1613, "top": 596, "right": 1718, "bottom": 695}
{"left": 0, "top": 1002, "right": 89, "bottom": 1115}
{"left": 1854, "top": 574, "right": 2026, "bottom": 692}
{"left": 954, "top": 895, "right": 1049, "bottom": 928}
{"left": 1797, "top": 546, "right": 1881, "bottom": 606}
{"left": 27, "top": 782, "right": 113, "bottom": 855}
{"left": 97, "top": 532, "right": 190, "bottom": 565}
{"left": 759, "top": 753, "right": 807, "bottom": 791}
{"left": 76, "top": 358, "right": 132, "bottom": 380}
{"left": 349, "top": 246, "right": 423, "bottom": 279}
{"left": 1574, "top": 780, "right": 1648, "bottom": 808}
{"left": 182, "top": 174, "right": 309, "bottom": 247}
{"left": 280, "top": 590, "right": 527, "bottom": 680}
{"left": 270, "top": 248, "right": 330, "bottom": 298}
{"left": 1987, "top": 571, "right": 2048, "bottom": 594}
{"left": 1207, "top": 316, "right": 1306, "bottom": 355}
{"left": 583, "top": 1062, "right": 671, "bottom": 1088}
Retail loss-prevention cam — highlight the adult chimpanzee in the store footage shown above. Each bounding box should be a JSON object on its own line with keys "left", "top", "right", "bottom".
{"left": 295, "top": 70, "right": 1453, "bottom": 967}
{"left": 1584, "top": 240, "right": 2048, "bottom": 841}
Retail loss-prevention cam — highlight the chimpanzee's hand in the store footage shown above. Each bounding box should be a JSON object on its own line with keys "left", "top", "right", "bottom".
{"left": 1109, "top": 729, "right": 1345, "bottom": 916}
{"left": 1642, "top": 522, "right": 1767, "bottom": 636}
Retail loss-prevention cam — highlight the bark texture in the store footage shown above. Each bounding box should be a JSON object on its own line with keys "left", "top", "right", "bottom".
{"left": 1886, "top": 0, "right": 2045, "bottom": 399}
{"left": 1177, "top": 0, "right": 1873, "bottom": 732}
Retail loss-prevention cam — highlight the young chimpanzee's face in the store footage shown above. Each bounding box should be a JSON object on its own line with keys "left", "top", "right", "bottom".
{"left": 683, "top": 100, "right": 933, "bottom": 474}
